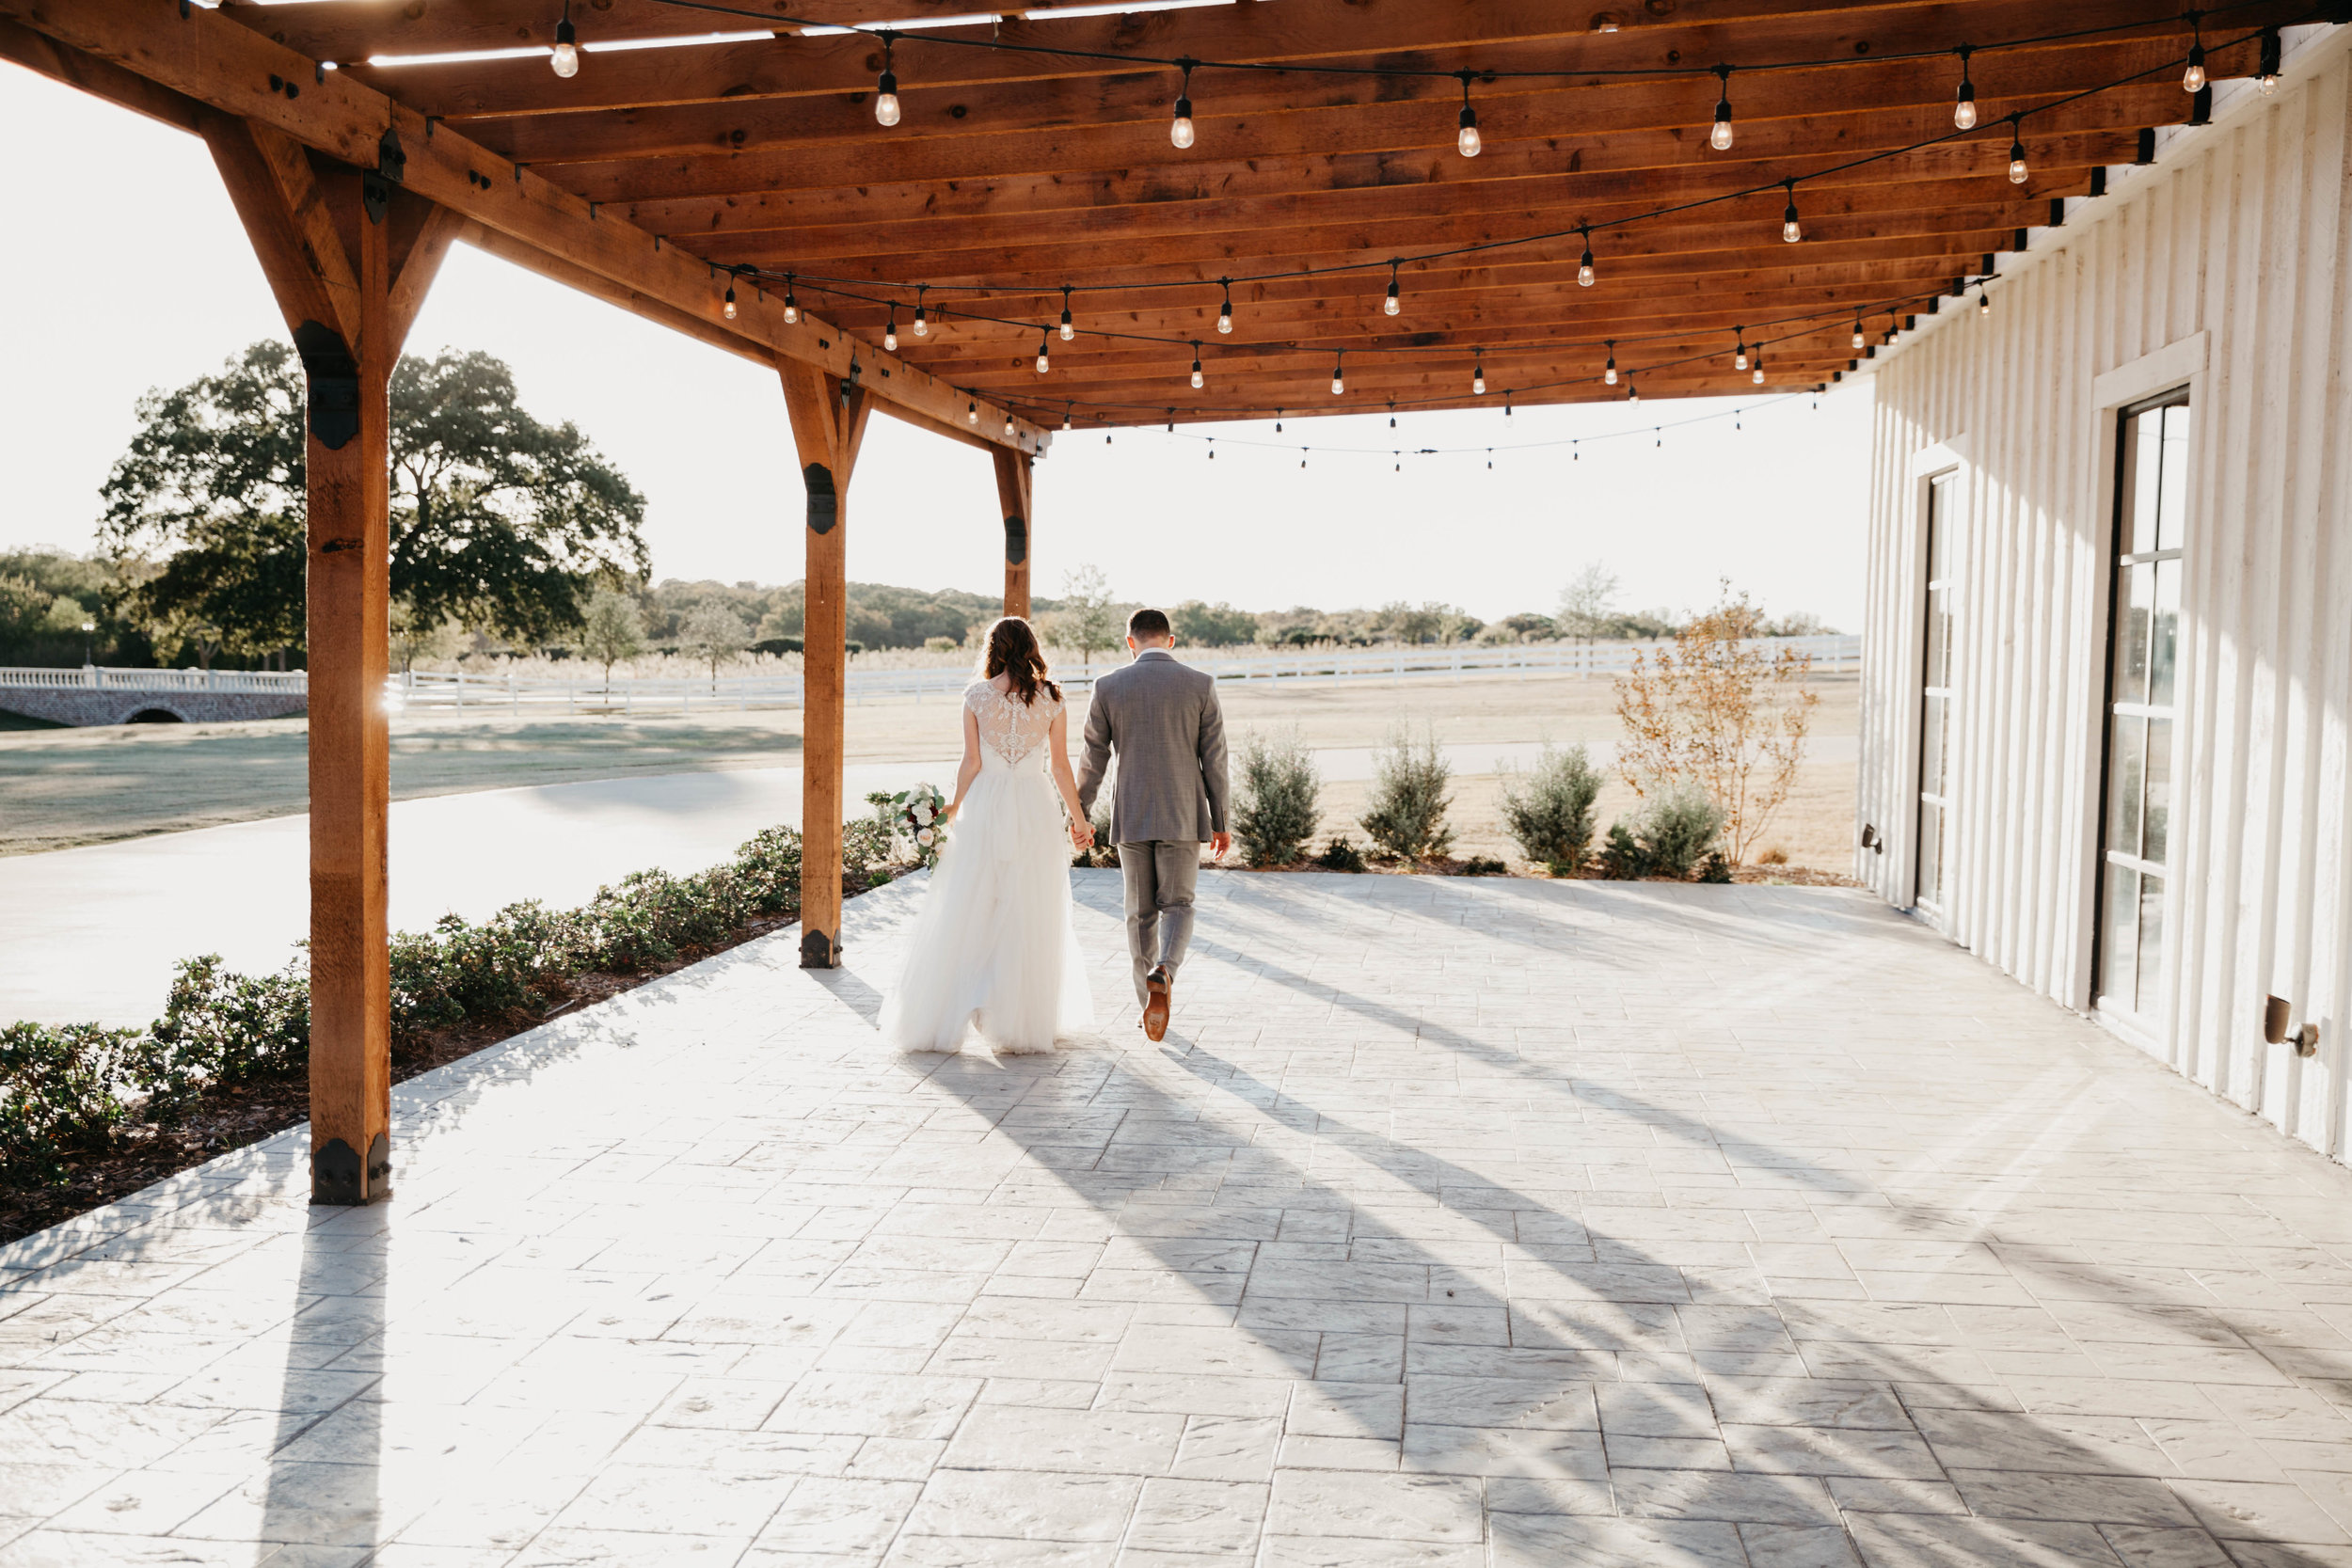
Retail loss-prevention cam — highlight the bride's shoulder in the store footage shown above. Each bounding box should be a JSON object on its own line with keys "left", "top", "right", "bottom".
{"left": 964, "top": 676, "right": 1006, "bottom": 704}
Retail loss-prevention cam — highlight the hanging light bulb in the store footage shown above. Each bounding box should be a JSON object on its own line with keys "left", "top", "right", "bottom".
{"left": 1781, "top": 180, "right": 1803, "bottom": 244}
{"left": 874, "top": 33, "right": 901, "bottom": 127}
{"left": 2258, "top": 27, "right": 2281, "bottom": 94}
{"left": 1005, "top": 414, "right": 1016, "bottom": 437}
{"left": 1455, "top": 71, "right": 1482, "bottom": 157}
{"left": 1216, "top": 280, "right": 1233, "bottom": 335}
{"left": 1190, "top": 342, "right": 1204, "bottom": 389}
{"left": 1708, "top": 64, "right": 1735, "bottom": 151}
{"left": 1603, "top": 341, "right": 1617, "bottom": 386}
{"left": 722, "top": 277, "right": 738, "bottom": 320}
{"left": 1627, "top": 381, "right": 1639, "bottom": 403}
{"left": 1851, "top": 318, "right": 1865, "bottom": 350}
{"left": 1979, "top": 285, "right": 1992, "bottom": 316}
{"left": 1388, "top": 402, "right": 1397, "bottom": 429}
{"left": 1035, "top": 330, "right": 1049, "bottom": 373}
{"left": 782, "top": 275, "right": 799, "bottom": 325}
{"left": 1578, "top": 227, "right": 1596, "bottom": 288}
{"left": 1061, "top": 404, "right": 1073, "bottom": 432}
{"left": 966, "top": 398, "right": 978, "bottom": 423}
{"left": 1952, "top": 45, "right": 1977, "bottom": 130}
{"left": 882, "top": 307, "right": 897, "bottom": 351}
{"left": 2008, "top": 118, "right": 2029, "bottom": 184}
{"left": 1170, "top": 59, "right": 1197, "bottom": 150}
{"left": 2184, "top": 14, "right": 2206, "bottom": 93}
{"left": 1733, "top": 328, "right": 1748, "bottom": 371}
{"left": 1385, "top": 262, "right": 1401, "bottom": 317}
{"left": 549, "top": 1, "right": 580, "bottom": 78}
{"left": 1472, "top": 353, "right": 1486, "bottom": 396}
{"left": 1275, "top": 410, "right": 1283, "bottom": 433}
{"left": 1058, "top": 286, "right": 1074, "bottom": 342}
{"left": 1751, "top": 353, "right": 1766, "bottom": 386}
{"left": 913, "top": 286, "right": 929, "bottom": 337}
{"left": 1331, "top": 353, "right": 1345, "bottom": 396}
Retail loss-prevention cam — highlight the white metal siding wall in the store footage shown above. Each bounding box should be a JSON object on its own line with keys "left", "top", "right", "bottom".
{"left": 1858, "top": 38, "right": 2352, "bottom": 1157}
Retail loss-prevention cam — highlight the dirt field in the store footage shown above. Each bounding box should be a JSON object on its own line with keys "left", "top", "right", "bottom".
{"left": 0, "top": 671, "right": 1859, "bottom": 870}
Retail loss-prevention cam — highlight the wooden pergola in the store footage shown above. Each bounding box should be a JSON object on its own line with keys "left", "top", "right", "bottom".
{"left": 0, "top": 0, "right": 2291, "bottom": 1203}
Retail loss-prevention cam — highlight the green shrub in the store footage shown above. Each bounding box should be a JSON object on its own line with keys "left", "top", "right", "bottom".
{"left": 1698, "top": 850, "right": 1735, "bottom": 884}
{"left": 0, "top": 1022, "right": 152, "bottom": 1185}
{"left": 1594, "top": 787, "right": 1728, "bottom": 881}
{"left": 1459, "top": 855, "right": 1508, "bottom": 876}
{"left": 1359, "top": 726, "right": 1454, "bottom": 861}
{"left": 149, "top": 955, "right": 310, "bottom": 1103}
{"left": 1314, "top": 835, "right": 1368, "bottom": 872}
{"left": 1499, "top": 743, "right": 1603, "bottom": 873}
{"left": 1595, "top": 822, "right": 1649, "bottom": 880}
{"left": 1233, "top": 728, "right": 1321, "bottom": 867}
{"left": 1637, "top": 784, "right": 1726, "bottom": 879}
{"left": 0, "top": 816, "right": 899, "bottom": 1191}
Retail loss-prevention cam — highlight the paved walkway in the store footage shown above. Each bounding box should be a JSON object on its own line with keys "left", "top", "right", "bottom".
{"left": 8, "top": 872, "right": 2352, "bottom": 1567}
{"left": 0, "top": 736, "right": 1860, "bottom": 1030}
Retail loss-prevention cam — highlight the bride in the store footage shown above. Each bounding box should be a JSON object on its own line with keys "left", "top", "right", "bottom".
{"left": 879, "top": 617, "right": 1097, "bottom": 1054}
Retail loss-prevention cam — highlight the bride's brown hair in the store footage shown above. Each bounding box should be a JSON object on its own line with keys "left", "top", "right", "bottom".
{"left": 979, "top": 616, "right": 1060, "bottom": 705}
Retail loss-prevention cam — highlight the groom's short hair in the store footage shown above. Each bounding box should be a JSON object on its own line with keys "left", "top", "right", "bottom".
{"left": 1127, "top": 608, "right": 1172, "bottom": 641}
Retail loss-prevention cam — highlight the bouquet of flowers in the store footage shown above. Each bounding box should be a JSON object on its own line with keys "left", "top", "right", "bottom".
{"left": 878, "top": 783, "right": 949, "bottom": 867}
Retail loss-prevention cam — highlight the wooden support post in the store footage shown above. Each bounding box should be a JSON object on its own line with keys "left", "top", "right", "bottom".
{"left": 994, "top": 449, "right": 1034, "bottom": 622}
{"left": 778, "top": 362, "right": 872, "bottom": 968}
{"left": 203, "top": 117, "right": 454, "bottom": 1202}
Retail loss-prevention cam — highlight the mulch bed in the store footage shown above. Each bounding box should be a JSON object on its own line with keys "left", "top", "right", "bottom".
{"left": 0, "top": 914, "right": 800, "bottom": 1249}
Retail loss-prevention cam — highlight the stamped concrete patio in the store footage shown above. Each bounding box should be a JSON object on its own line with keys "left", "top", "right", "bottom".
{"left": 8, "top": 871, "right": 2352, "bottom": 1567}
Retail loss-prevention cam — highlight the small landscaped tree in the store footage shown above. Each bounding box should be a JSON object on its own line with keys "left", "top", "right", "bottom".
{"left": 577, "top": 587, "right": 645, "bottom": 689}
{"left": 1613, "top": 585, "right": 1817, "bottom": 863}
{"left": 1360, "top": 725, "right": 1454, "bottom": 861}
{"left": 677, "top": 600, "right": 750, "bottom": 690}
{"left": 1055, "top": 563, "right": 1121, "bottom": 672}
{"left": 1556, "top": 561, "right": 1620, "bottom": 642}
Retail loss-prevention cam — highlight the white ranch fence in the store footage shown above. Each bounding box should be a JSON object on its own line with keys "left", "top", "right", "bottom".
{"left": 4, "top": 636, "right": 1859, "bottom": 720}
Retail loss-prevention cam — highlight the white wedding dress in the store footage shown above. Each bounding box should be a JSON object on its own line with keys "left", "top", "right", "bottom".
{"left": 879, "top": 680, "right": 1096, "bottom": 1054}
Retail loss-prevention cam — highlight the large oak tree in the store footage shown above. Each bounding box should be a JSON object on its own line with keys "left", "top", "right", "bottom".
{"left": 99, "top": 341, "right": 648, "bottom": 662}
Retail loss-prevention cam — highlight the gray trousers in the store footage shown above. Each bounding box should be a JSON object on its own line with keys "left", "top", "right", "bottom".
{"left": 1119, "top": 842, "right": 1200, "bottom": 1006}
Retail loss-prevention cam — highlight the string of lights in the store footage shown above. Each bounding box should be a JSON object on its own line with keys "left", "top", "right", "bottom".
{"left": 513, "top": 2, "right": 2312, "bottom": 434}
{"left": 634, "top": 0, "right": 2273, "bottom": 91}
{"left": 1151, "top": 391, "right": 1815, "bottom": 466}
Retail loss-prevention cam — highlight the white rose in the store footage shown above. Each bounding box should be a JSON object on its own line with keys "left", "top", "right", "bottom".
{"left": 914, "top": 803, "right": 933, "bottom": 825}
{"left": 916, "top": 828, "right": 936, "bottom": 847}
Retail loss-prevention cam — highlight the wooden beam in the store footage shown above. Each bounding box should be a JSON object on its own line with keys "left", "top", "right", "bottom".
{"left": 0, "top": 13, "right": 202, "bottom": 132}
{"left": 777, "top": 361, "right": 871, "bottom": 969}
{"left": 0, "top": 0, "right": 1046, "bottom": 455}
{"left": 993, "top": 450, "right": 1033, "bottom": 622}
{"left": 301, "top": 166, "right": 395, "bottom": 1207}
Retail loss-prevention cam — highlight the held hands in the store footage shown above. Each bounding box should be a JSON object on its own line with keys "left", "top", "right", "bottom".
{"left": 1070, "top": 818, "right": 1096, "bottom": 853}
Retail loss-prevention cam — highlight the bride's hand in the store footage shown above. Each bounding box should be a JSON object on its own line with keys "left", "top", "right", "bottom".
{"left": 1070, "top": 819, "right": 1095, "bottom": 851}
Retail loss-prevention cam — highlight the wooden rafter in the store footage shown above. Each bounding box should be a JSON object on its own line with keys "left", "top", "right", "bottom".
{"left": 7, "top": 0, "right": 2309, "bottom": 426}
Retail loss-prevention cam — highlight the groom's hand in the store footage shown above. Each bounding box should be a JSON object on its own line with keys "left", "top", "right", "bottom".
{"left": 1210, "top": 832, "right": 1232, "bottom": 860}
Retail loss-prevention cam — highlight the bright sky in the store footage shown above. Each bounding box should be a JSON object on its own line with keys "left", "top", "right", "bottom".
{"left": 0, "top": 63, "right": 1872, "bottom": 628}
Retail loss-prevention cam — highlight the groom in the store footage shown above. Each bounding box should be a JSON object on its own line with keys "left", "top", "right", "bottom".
{"left": 1076, "top": 608, "right": 1230, "bottom": 1042}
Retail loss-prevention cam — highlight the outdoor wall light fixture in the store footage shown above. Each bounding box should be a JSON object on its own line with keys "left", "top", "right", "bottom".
{"left": 2265, "top": 995, "right": 2321, "bottom": 1058}
{"left": 1860, "top": 823, "right": 1883, "bottom": 854}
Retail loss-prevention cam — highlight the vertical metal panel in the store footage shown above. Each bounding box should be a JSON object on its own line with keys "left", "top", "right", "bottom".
{"left": 1860, "top": 41, "right": 2352, "bottom": 1159}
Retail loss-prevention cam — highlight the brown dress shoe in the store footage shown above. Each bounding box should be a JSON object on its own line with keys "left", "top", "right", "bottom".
{"left": 1143, "top": 965, "right": 1172, "bottom": 1042}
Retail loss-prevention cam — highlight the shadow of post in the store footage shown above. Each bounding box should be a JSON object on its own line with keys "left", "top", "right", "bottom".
{"left": 250, "top": 1199, "right": 388, "bottom": 1560}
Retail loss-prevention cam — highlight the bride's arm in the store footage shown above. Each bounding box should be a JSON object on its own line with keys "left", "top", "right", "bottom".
{"left": 1048, "top": 705, "right": 1093, "bottom": 848}
{"left": 944, "top": 705, "right": 982, "bottom": 820}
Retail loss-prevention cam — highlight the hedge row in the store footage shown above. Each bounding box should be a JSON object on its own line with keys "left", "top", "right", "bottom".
{"left": 0, "top": 818, "right": 895, "bottom": 1191}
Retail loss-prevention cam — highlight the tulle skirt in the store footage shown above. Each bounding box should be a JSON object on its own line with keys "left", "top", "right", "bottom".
{"left": 878, "top": 761, "right": 1095, "bottom": 1053}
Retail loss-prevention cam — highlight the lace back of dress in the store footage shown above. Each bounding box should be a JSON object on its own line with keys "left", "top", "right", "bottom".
{"left": 969, "top": 680, "right": 1057, "bottom": 767}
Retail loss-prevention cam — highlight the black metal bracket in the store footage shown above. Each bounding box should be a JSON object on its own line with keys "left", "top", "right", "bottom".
{"left": 800, "top": 927, "right": 839, "bottom": 968}
{"left": 293, "top": 320, "right": 361, "bottom": 450}
{"left": 361, "top": 125, "right": 405, "bottom": 224}
{"left": 1004, "top": 514, "right": 1028, "bottom": 565}
{"left": 803, "top": 462, "right": 838, "bottom": 535}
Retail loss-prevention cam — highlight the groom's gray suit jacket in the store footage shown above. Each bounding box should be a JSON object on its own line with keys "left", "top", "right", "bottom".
{"left": 1076, "top": 649, "right": 1229, "bottom": 845}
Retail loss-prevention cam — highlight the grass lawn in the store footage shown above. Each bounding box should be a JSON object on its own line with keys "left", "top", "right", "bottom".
{"left": 0, "top": 671, "right": 1860, "bottom": 871}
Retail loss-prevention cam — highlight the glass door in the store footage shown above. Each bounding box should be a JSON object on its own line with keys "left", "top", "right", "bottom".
{"left": 2095, "top": 392, "right": 2188, "bottom": 1019}
{"left": 1915, "top": 470, "right": 1955, "bottom": 916}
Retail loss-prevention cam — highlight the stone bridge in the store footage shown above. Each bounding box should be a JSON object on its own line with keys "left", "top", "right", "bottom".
{"left": 0, "top": 667, "right": 307, "bottom": 726}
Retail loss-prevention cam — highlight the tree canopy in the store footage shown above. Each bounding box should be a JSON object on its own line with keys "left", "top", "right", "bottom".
{"left": 98, "top": 341, "right": 648, "bottom": 660}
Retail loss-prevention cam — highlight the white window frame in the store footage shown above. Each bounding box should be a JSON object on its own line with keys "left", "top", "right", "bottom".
{"left": 1902, "top": 439, "right": 1968, "bottom": 916}
{"left": 2075, "top": 330, "right": 2205, "bottom": 1032}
